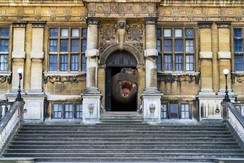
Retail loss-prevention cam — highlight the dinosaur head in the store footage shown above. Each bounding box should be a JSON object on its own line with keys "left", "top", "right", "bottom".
{"left": 112, "top": 68, "right": 138, "bottom": 103}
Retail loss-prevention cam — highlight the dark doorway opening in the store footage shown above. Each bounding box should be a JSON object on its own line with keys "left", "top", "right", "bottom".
{"left": 105, "top": 51, "right": 137, "bottom": 112}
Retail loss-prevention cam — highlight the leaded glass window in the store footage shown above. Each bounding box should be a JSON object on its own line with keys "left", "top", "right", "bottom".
{"left": 48, "top": 27, "right": 87, "bottom": 72}
{"left": 0, "top": 28, "right": 9, "bottom": 71}
{"left": 157, "top": 28, "right": 195, "bottom": 72}
{"left": 234, "top": 28, "right": 244, "bottom": 71}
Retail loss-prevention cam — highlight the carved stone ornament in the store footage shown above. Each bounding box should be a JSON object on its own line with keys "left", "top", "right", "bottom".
{"left": 157, "top": 73, "right": 200, "bottom": 85}
{"left": 99, "top": 22, "right": 144, "bottom": 55}
{"left": 0, "top": 74, "right": 11, "bottom": 84}
{"left": 43, "top": 75, "right": 85, "bottom": 84}
{"left": 87, "top": 3, "right": 157, "bottom": 18}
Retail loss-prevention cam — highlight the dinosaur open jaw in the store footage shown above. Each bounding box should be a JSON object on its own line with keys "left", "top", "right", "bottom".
{"left": 120, "top": 80, "right": 136, "bottom": 97}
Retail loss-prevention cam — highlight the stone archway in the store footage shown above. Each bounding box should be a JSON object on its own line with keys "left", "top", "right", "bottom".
{"left": 105, "top": 50, "right": 138, "bottom": 111}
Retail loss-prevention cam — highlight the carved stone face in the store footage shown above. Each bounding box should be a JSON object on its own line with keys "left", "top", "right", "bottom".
{"left": 119, "top": 22, "right": 125, "bottom": 29}
{"left": 111, "top": 68, "right": 138, "bottom": 103}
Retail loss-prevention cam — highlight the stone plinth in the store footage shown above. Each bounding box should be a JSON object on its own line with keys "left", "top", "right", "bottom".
{"left": 81, "top": 88, "right": 102, "bottom": 124}
{"left": 141, "top": 87, "right": 163, "bottom": 123}
{"left": 5, "top": 93, "right": 45, "bottom": 122}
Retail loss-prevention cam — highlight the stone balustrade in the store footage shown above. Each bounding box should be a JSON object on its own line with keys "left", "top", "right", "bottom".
{"left": 0, "top": 101, "right": 25, "bottom": 153}
{"left": 222, "top": 102, "right": 244, "bottom": 150}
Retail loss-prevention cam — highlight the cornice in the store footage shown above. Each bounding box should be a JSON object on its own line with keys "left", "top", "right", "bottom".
{"left": 160, "top": 0, "right": 244, "bottom": 7}
{"left": 0, "top": 0, "right": 84, "bottom": 7}
{"left": 83, "top": 0, "right": 160, "bottom": 2}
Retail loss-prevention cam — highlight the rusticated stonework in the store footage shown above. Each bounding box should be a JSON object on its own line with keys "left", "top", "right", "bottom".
{"left": 87, "top": 3, "right": 157, "bottom": 18}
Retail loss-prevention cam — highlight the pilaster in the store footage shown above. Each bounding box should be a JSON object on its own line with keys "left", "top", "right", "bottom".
{"left": 216, "top": 22, "right": 235, "bottom": 100}
{"left": 81, "top": 18, "right": 102, "bottom": 123}
{"left": 142, "top": 18, "right": 163, "bottom": 123}
{"left": 198, "top": 21, "right": 214, "bottom": 94}
{"left": 11, "top": 21, "right": 27, "bottom": 92}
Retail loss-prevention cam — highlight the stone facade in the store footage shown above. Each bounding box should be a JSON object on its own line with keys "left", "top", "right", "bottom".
{"left": 0, "top": 0, "right": 244, "bottom": 123}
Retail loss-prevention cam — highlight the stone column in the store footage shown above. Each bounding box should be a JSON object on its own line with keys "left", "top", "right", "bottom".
{"left": 142, "top": 18, "right": 162, "bottom": 123}
{"left": 217, "top": 22, "right": 235, "bottom": 101}
{"left": 81, "top": 18, "right": 101, "bottom": 124}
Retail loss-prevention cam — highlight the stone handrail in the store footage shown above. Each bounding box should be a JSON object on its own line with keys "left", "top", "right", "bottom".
{"left": 221, "top": 101, "right": 244, "bottom": 150}
{"left": 0, "top": 101, "right": 25, "bottom": 153}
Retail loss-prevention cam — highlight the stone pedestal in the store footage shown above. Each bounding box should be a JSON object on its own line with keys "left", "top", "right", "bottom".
{"left": 141, "top": 88, "right": 163, "bottom": 123}
{"left": 81, "top": 88, "right": 102, "bottom": 124}
{"left": 5, "top": 93, "right": 46, "bottom": 122}
{"left": 198, "top": 92, "right": 235, "bottom": 121}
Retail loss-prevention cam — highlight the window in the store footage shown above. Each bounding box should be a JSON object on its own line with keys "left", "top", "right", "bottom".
{"left": 161, "top": 104, "right": 168, "bottom": 119}
{"left": 52, "top": 103, "right": 82, "bottom": 119}
{"left": 181, "top": 104, "right": 190, "bottom": 119}
{"left": 234, "top": 28, "right": 244, "bottom": 71}
{"left": 48, "top": 28, "right": 87, "bottom": 72}
{"left": 157, "top": 28, "right": 195, "bottom": 72}
{"left": 76, "top": 104, "right": 82, "bottom": 119}
{"left": 0, "top": 28, "right": 9, "bottom": 71}
{"left": 157, "top": 28, "right": 162, "bottom": 71}
{"left": 160, "top": 103, "right": 190, "bottom": 119}
{"left": 53, "top": 104, "right": 62, "bottom": 119}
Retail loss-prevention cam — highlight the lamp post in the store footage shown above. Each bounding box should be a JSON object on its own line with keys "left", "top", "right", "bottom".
{"left": 223, "top": 69, "right": 230, "bottom": 102}
{"left": 15, "top": 68, "right": 23, "bottom": 101}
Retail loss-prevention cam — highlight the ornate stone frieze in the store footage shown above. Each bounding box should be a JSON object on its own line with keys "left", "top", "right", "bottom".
{"left": 157, "top": 72, "right": 200, "bottom": 85}
{"left": 12, "top": 21, "right": 27, "bottom": 28}
{"left": 158, "top": 7, "right": 244, "bottom": 22}
{"left": 99, "top": 22, "right": 144, "bottom": 55}
{"left": 87, "top": 3, "right": 157, "bottom": 18}
{"left": 43, "top": 74, "right": 85, "bottom": 84}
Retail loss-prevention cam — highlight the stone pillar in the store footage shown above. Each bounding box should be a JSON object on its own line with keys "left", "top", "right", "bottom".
{"left": 81, "top": 18, "right": 102, "bottom": 124}
{"left": 11, "top": 22, "right": 26, "bottom": 92}
{"left": 199, "top": 22, "right": 214, "bottom": 94}
{"left": 217, "top": 22, "right": 235, "bottom": 101}
{"left": 142, "top": 18, "right": 162, "bottom": 123}
{"left": 22, "top": 22, "right": 46, "bottom": 122}
{"left": 198, "top": 22, "right": 222, "bottom": 120}
{"left": 212, "top": 22, "right": 219, "bottom": 93}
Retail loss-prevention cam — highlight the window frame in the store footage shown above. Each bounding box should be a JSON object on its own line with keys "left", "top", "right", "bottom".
{"left": 0, "top": 27, "right": 10, "bottom": 72}
{"left": 156, "top": 27, "right": 196, "bottom": 72}
{"left": 233, "top": 27, "right": 244, "bottom": 72}
{"left": 160, "top": 102, "right": 191, "bottom": 119}
{"left": 52, "top": 102, "right": 82, "bottom": 119}
{"left": 47, "top": 27, "right": 87, "bottom": 72}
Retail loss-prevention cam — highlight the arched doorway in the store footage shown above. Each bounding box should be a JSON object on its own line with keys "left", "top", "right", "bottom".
{"left": 106, "top": 50, "right": 137, "bottom": 111}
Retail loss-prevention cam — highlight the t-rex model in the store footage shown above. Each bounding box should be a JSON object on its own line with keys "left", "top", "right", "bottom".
{"left": 111, "top": 68, "right": 138, "bottom": 103}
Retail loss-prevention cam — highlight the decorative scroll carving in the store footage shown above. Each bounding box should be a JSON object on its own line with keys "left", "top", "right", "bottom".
{"left": 99, "top": 22, "right": 144, "bottom": 55}
{"left": 43, "top": 74, "right": 85, "bottom": 84}
{"left": 232, "top": 73, "right": 244, "bottom": 83}
{"left": 0, "top": 74, "right": 11, "bottom": 84}
{"left": 127, "top": 25, "right": 143, "bottom": 41}
{"left": 157, "top": 73, "right": 200, "bottom": 84}
{"left": 87, "top": 3, "right": 157, "bottom": 18}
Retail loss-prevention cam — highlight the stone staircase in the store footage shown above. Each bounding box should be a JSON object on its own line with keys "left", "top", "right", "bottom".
{"left": 1, "top": 112, "right": 244, "bottom": 162}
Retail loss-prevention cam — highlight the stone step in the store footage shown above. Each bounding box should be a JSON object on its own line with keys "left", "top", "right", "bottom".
{"left": 5, "top": 148, "right": 244, "bottom": 154}
{"left": 2, "top": 119, "right": 244, "bottom": 163}
{"left": 7, "top": 144, "right": 240, "bottom": 150}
